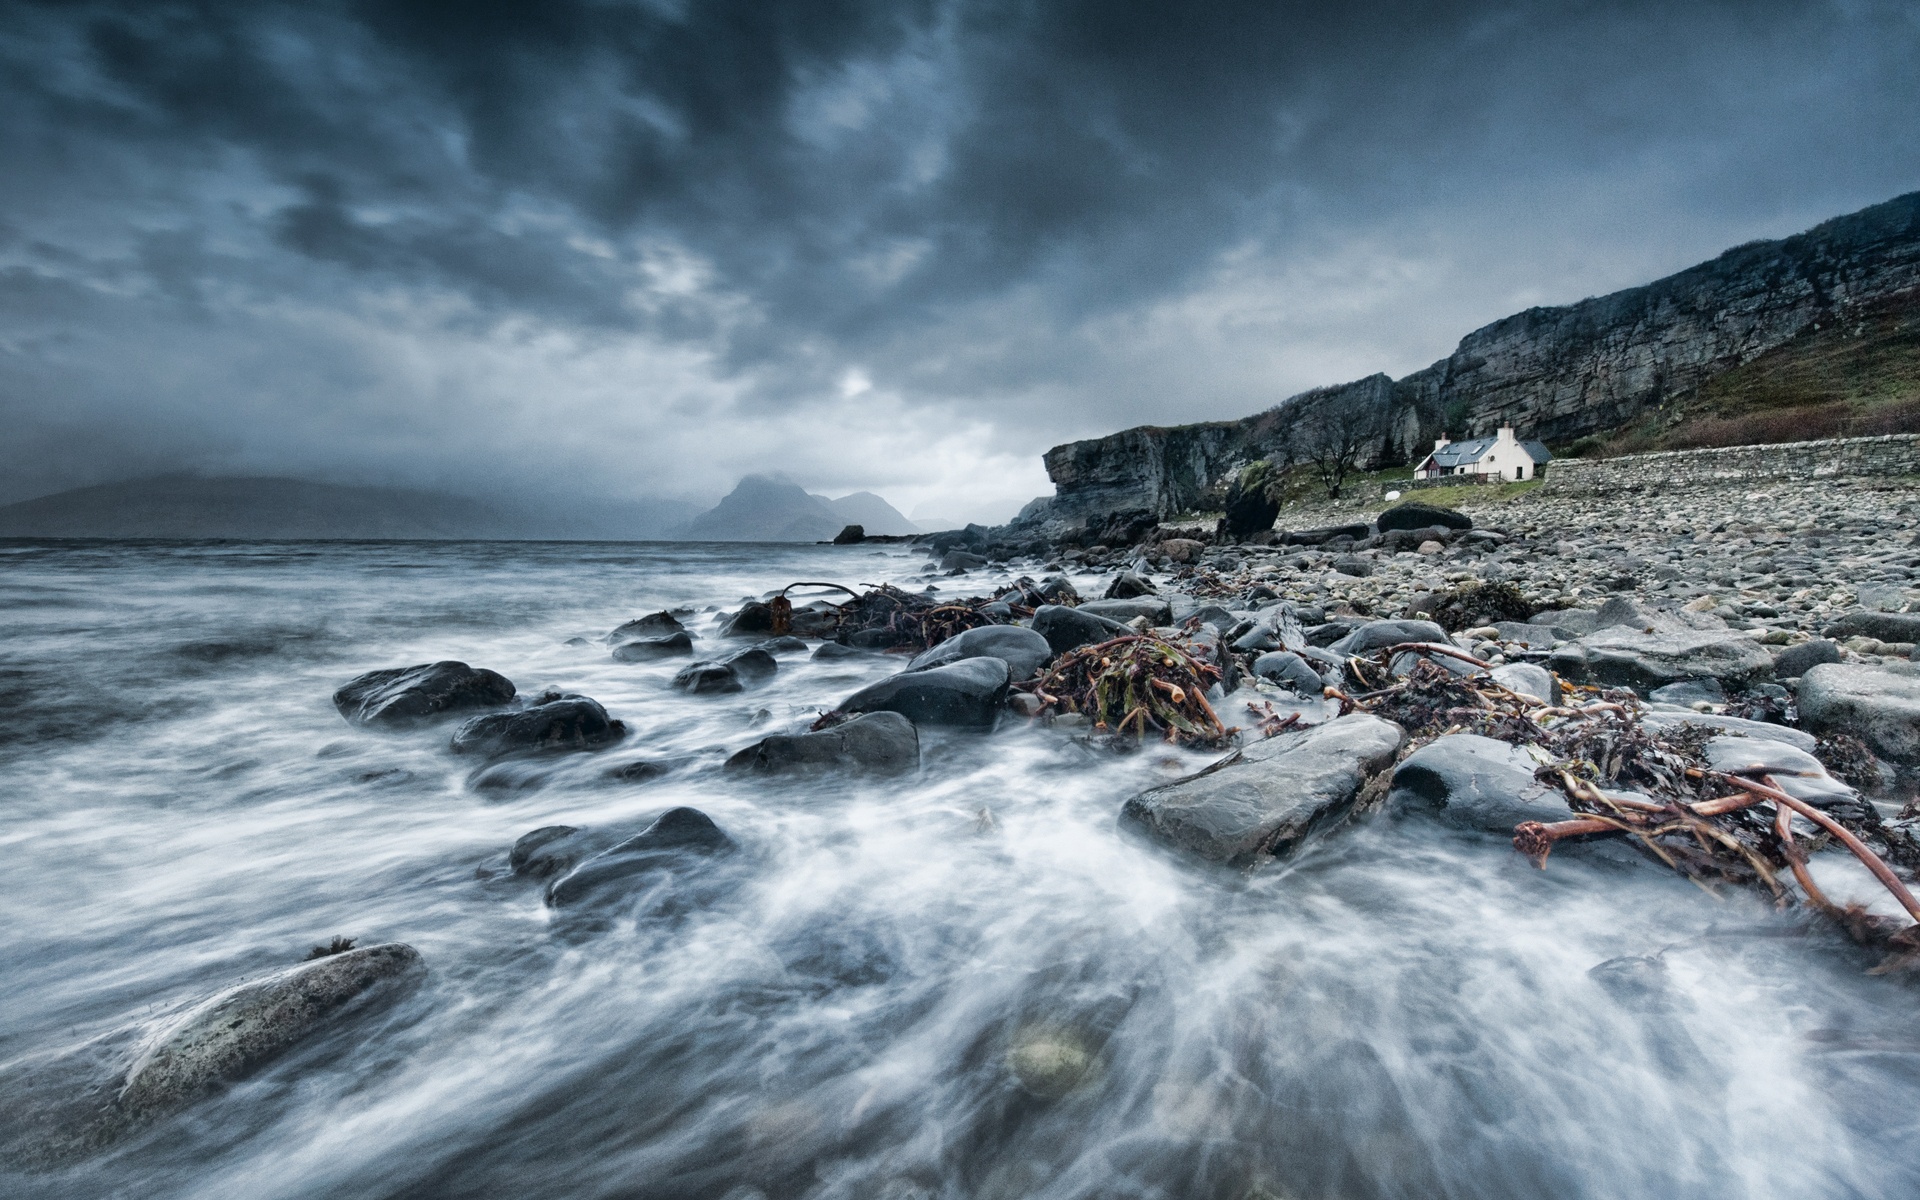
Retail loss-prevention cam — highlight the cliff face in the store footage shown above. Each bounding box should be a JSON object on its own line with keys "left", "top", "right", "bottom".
{"left": 1039, "top": 191, "right": 1920, "bottom": 519}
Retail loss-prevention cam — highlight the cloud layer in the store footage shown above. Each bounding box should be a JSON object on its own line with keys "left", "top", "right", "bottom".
{"left": 4, "top": 0, "right": 1918, "bottom": 520}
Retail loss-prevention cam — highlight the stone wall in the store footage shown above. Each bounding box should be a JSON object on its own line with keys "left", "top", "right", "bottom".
{"left": 1543, "top": 434, "right": 1920, "bottom": 496}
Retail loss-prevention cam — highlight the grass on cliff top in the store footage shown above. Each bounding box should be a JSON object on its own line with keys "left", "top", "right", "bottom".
{"left": 1568, "top": 291, "right": 1920, "bottom": 457}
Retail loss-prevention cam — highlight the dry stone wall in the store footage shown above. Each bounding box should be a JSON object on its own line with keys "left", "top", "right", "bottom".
{"left": 1544, "top": 434, "right": 1920, "bottom": 496}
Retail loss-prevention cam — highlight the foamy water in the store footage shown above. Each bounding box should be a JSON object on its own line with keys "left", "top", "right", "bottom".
{"left": 1, "top": 539, "right": 1914, "bottom": 1199}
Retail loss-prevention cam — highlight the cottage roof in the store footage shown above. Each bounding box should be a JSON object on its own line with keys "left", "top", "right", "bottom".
{"left": 1426, "top": 436, "right": 1497, "bottom": 467}
{"left": 1520, "top": 440, "right": 1553, "bottom": 463}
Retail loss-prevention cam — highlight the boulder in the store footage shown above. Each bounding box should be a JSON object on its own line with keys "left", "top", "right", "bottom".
{"left": 759, "top": 635, "right": 808, "bottom": 654}
{"left": 1639, "top": 709, "right": 1816, "bottom": 752}
{"left": 1328, "top": 619, "right": 1449, "bottom": 657}
{"left": 1388, "top": 734, "right": 1571, "bottom": 832}
{"left": 812, "top": 641, "right": 871, "bottom": 661}
{"left": 1119, "top": 714, "right": 1405, "bottom": 865}
{"left": 333, "top": 661, "right": 515, "bottom": 727}
{"left": 1077, "top": 597, "right": 1174, "bottom": 625}
{"left": 722, "top": 646, "right": 778, "bottom": 684}
{"left": 723, "top": 712, "right": 919, "bottom": 777}
{"left": 1772, "top": 638, "right": 1843, "bottom": 679}
{"left": 1037, "top": 576, "right": 1081, "bottom": 605}
{"left": 941, "top": 550, "right": 990, "bottom": 571}
{"left": 719, "top": 602, "right": 777, "bottom": 637}
{"left": 611, "top": 631, "right": 695, "bottom": 661}
{"left": 839, "top": 657, "right": 1011, "bottom": 728}
{"left": 118, "top": 944, "right": 424, "bottom": 1122}
{"left": 545, "top": 807, "right": 737, "bottom": 908}
{"left": 671, "top": 661, "right": 743, "bottom": 694}
{"left": 1488, "top": 662, "right": 1559, "bottom": 705}
{"left": 1700, "top": 735, "right": 1858, "bottom": 809}
{"left": 1160, "top": 538, "right": 1206, "bottom": 563}
{"left": 1281, "top": 523, "right": 1370, "bottom": 546}
{"left": 907, "top": 624, "right": 1052, "bottom": 681}
{"left": 1647, "top": 678, "right": 1726, "bottom": 707}
{"left": 832, "top": 524, "right": 865, "bottom": 544}
{"left": 1550, "top": 628, "right": 1774, "bottom": 692}
{"left": 1378, "top": 503, "right": 1471, "bottom": 533}
{"left": 1031, "top": 604, "right": 1133, "bottom": 654}
{"left": 1232, "top": 605, "right": 1306, "bottom": 654}
{"left": 1103, "top": 570, "right": 1157, "bottom": 600}
{"left": 1823, "top": 611, "right": 1920, "bottom": 644}
{"left": 1251, "top": 651, "right": 1325, "bottom": 695}
{"left": 1183, "top": 604, "right": 1238, "bottom": 634}
{"left": 607, "top": 612, "right": 684, "bottom": 642}
{"left": 510, "top": 825, "right": 594, "bottom": 879}
{"left": 1797, "top": 664, "right": 1920, "bottom": 765}
{"left": 1331, "top": 554, "right": 1374, "bottom": 578}
{"left": 450, "top": 695, "right": 626, "bottom": 756}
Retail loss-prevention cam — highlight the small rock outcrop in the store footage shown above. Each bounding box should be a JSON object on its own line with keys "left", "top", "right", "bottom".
{"left": 450, "top": 695, "right": 626, "bottom": 756}
{"left": 611, "top": 631, "right": 694, "bottom": 661}
{"left": 839, "top": 657, "right": 1011, "bottom": 728}
{"left": 1378, "top": 503, "right": 1472, "bottom": 533}
{"left": 545, "top": 807, "right": 736, "bottom": 908}
{"left": 1120, "top": 714, "right": 1405, "bottom": 865}
{"left": 607, "top": 612, "right": 684, "bottom": 642}
{"left": 1388, "top": 734, "right": 1572, "bottom": 832}
{"left": 1550, "top": 627, "right": 1774, "bottom": 692}
{"left": 333, "top": 662, "right": 515, "bottom": 727}
{"left": 1797, "top": 663, "right": 1920, "bottom": 765}
{"left": 723, "top": 712, "right": 919, "bottom": 777}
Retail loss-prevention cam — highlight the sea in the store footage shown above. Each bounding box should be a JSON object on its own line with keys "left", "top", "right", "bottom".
{"left": 0, "top": 538, "right": 1914, "bottom": 1199}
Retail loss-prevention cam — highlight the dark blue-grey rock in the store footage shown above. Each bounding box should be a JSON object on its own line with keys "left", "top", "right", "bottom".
{"left": 1797, "top": 663, "right": 1920, "bottom": 765}
{"left": 1031, "top": 604, "right": 1131, "bottom": 655}
{"left": 1701, "top": 734, "right": 1857, "bottom": 808}
{"left": 1251, "top": 651, "right": 1324, "bottom": 695}
{"left": 1103, "top": 570, "right": 1157, "bottom": 599}
{"left": 1489, "top": 662, "right": 1559, "bottom": 704}
{"left": 907, "top": 625, "right": 1052, "bottom": 681}
{"left": 1332, "top": 554, "right": 1373, "bottom": 578}
{"left": 1640, "top": 709, "right": 1816, "bottom": 752}
{"left": 607, "top": 611, "right": 684, "bottom": 642}
{"left": 1077, "top": 597, "right": 1173, "bottom": 625}
{"left": 724, "top": 712, "right": 919, "bottom": 777}
{"left": 840, "top": 657, "right": 1011, "bottom": 728}
{"left": 119, "top": 944, "right": 425, "bottom": 1121}
{"left": 722, "top": 646, "right": 778, "bottom": 684}
{"left": 1232, "top": 604, "right": 1305, "bottom": 653}
{"left": 1378, "top": 503, "right": 1471, "bottom": 533}
{"left": 812, "top": 641, "right": 871, "bottom": 660}
{"left": 545, "top": 807, "right": 737, "bottom": 908}
{"left": 1329, "top": 619, "right": 1449, "bottom": 656}
{"left": 1388, "top": 734, "right": 1572, "bottom": 831}
{"left": 719, "top": 602, "right": 777, "bottom": 637}
{"left": 941, "top": 549, "right": 989, "bottom": 571}
{"left": 760, "top": 636, "right": 808, "bottom": 654}
{"left": 333, "top": 661, "right": 515, "bottom": 727}
{"left": 1495, "top": 621, "right": 1562, "bottom": 648}
{"left": 1549, "top": 627, "right": 1774, "bottom": 692}
{"left": 510, "top": 825, "right": 587, "bottom": 879}
{"left": 450, "top": 695, "right": 626, "bottom": 756}
{"left": 611, "top": 631, "right": 694, "bottom": 661}
{"left": 1183, "top": 604, "right": 1238, "bottom": 633}
{"left": 671, "top": 661, "right": 743, "bottom": 694}
{"left": 1119, "top": 714, "right": 1405, "bottom": 865}
{"left": 1822, "top": 610, "right": 1920, "bottom": 644}
{"left": 1772, "top": 638, "right": 1843, "bottom": 679}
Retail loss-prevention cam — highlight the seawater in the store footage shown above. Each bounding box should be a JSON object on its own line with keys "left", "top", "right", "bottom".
{"left": 0, "top": 539, "right": 1915, "bottom": 1199}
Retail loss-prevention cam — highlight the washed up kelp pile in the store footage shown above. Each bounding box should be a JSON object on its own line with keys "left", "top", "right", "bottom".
{"left": 1017, "top": 635, "right": 1230, "bottom": 748}
{"left": 1335, "top": 653, "right": 1920, "bottom": 969}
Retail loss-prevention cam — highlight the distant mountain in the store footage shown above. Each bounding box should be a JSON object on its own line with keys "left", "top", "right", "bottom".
{"left": 680, "top": 475, "right": 844, "bottom": 541}
{"left": 0, "top": 475, "right": 699, "bottom": 540}
{"left": 825, "top": 491, "right": 918, "bottom": 536}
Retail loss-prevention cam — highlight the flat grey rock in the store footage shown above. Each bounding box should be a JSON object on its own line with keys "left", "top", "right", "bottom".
{"left": 1251, "top": 651, "right": 1324, "bottom": 695}
{"left": 839, "top": 656, "right": 1011, "bottom": 728}
{"left": 1489, "top": 662, "right": 1558, "bottom": 704}
{"left": 1798, "top": 663, "right": 1920, "bottom": 764}
{"left": 723, "top": 711, "right": 919, "bottom": 777}
{"left": 1639, "top": 709, "right": 1816, "bottom": 752}
{"left": 1388, "top": 734, "right": 1571, "bottom": 832}
{"left": 907, "top": 624, "right": 1052, "bottom": 681}
{"left": 1329, "top": 619, "right": 1448, "bottom": 656}
{"left": 1701, "top": 735, "right": 1856, "bottom": 808}
{"left": 1550, "top": 627, "right": 1773, "bottom": 691}
{"left": 1077, "top": 597, "right": 1174, "bottom": 625}
{"left": 1771, "top": 638, "right": 1842, "bottom": 679}
{"left": 1823, "top": 610, "right": 1920, "bottom": 644}
{"left": 1119, "top": 714, "right": 1405, "bottom": 865}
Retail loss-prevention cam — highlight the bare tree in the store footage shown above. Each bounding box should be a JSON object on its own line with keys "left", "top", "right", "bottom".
{"left": 1286, "top": 390, "right": 1387, "bottom": 500}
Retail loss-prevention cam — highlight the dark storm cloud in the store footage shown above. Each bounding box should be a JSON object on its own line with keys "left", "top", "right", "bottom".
{"left": 2, "top": 0, "right": 1918, "bottom": 516}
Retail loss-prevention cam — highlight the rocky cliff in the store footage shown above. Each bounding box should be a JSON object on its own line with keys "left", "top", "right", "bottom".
{"left": 1037, "top": 190, "right": 1920, "bottom": 521}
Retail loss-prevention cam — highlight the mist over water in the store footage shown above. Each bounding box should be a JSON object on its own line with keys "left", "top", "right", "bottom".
{"left": 2, "top": 539, "right": 1917, "bottom": 1199}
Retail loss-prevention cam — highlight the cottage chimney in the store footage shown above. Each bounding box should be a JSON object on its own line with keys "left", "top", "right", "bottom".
{"left": 1433, "top": 435, "right": 1450, "bottom": 452}
{"left": 1496, "top": 425, "right": 1516, "bottom": 444}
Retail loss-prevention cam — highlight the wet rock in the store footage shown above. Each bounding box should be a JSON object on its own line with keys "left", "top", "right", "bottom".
{"left": 1772, "top": 638, "right": 1843, "bottom": 679}
{"left": 1120, "top": 714, "right": 1405, "bottom": 865}
{"left": 1549, "top": 627, "right": 1774, "bottom": 692}
{"left": 1281, "top": 523, "right": 1370, "bottom": 546}
{"left": 1648, "top": 678, "right": 1725, "bottom": 707}
{"left": 941, "top": 550, "right": 989, "bottom": 571}
{"left": 723, "top": 711, "right": 919, "bottom": 777}
{"left": 1007, "top": 1024, "right": 1098, "bottom": 1098}
{"left": 333, "top": 661, "right": 515, "bottom": 727}
{"left": 1331, "top": 554, "right": 1373, "bottom": 578}
{"left": 118, "top": 944, "right": 425, "bottom": 1123}
{"left": 450, "top": 695, "right": 626, "bottom": 756}
{"left": 839, "top": 657, "right": 1011, "bottom": 729}
{"left": 812, "top": 641, "right": 871, "bottom": 661}
{"left": 832, "top": 524, "right": 865, "bottom": 544}
{"left": 1388, "top": 734, "right": 1573, "bottom": 831}
{"left": 609, "top": 758, "right": 673, "bottom": 781}
{"left": 1701, "top": 735, "right": 1858, "bottom": 808}
{"left": 1231, "top": 605, "right": 1306, "bottom": 654}
{"left": 1160, "top": 538, "right": 1206, "bottom": 563}
{"left": 611, "top": 631, "right": 695, "bottom": 661}
{"left": 1183, "top": 604, "right": 1238, "bottom": 633}
{"left": 1378, "top": 503, "right": 1471, "bottom": 533}
{"left": 545, "top": 807, "right": 736, "bottom": 907}
{"left": 1251, "top": 651, "right": 1324, "bottom": 695}
{"left": 1328, "top": 619, "right": 1448, "bottom": 656}
{"left": 1037, "top": 575, "right": 1081, "bottom": 605}
{"left": 719, "top": 602, "right": 777, "bottom": 637}
{"left": 1797, "top": 663, "right": 1920, "bottom": 765}
{"left": 1639, "top": 710, "right": 1816, "bottom": 752}
{"left": 1103, "top": 570, "right": 1157, "bottom": 599}
{"left": 1488, "top": 662, "right": 1558, "bottom": 704}
{"left": 672, "top": 661, "right": 744, "bottom": 694}
{"left": 907, "top": 625, "right": 1052, "bottom": 682}
{"left": 1823, "top": 610, "right": 1920, "bottom": 644}
{"left": 1031, "top": 604, "right": 1132, "bottom": 655}
{"left": 1077, "top": 597, "right": 1173, "bottom": 625}
{"left": 607, "top": 612, "right": 684, "bottom": 642}
{"left": 723, "top": 646, "right": 779, "bottom": 684}
{"left": 759, "top": 636, "right": 808, "bottom": 654}
{"left": 510, "top": 825, "right": 587, "bottom": 879}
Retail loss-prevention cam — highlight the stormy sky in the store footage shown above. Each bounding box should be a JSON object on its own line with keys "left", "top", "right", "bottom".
{"left": 3, "top": 1, "right": 1918, "bottom": 521}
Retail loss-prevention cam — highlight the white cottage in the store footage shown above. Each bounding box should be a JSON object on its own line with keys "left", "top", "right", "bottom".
{"left": 1413, "top": 426, "right": 1551, "bottom": 482}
